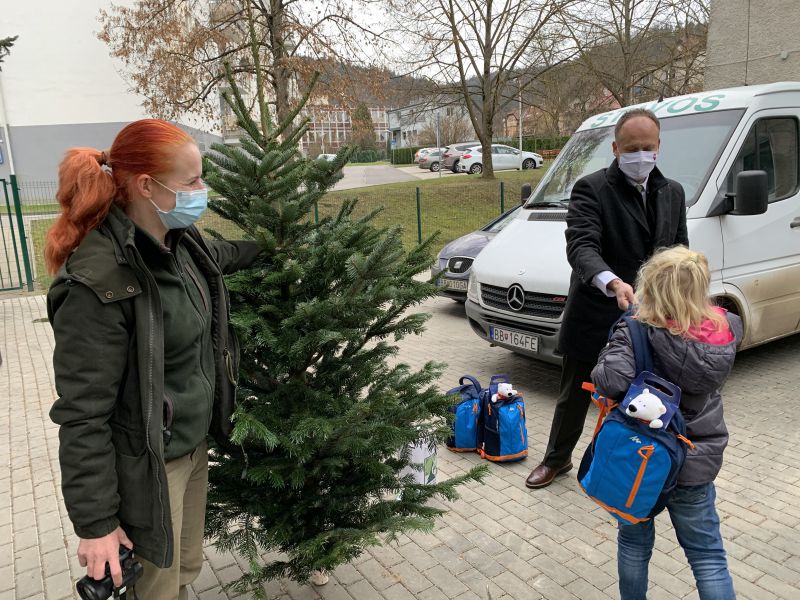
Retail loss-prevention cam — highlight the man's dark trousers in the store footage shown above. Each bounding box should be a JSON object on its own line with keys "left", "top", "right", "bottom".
{"left": 543, "top": 355, "right": 595, "bottom": 467}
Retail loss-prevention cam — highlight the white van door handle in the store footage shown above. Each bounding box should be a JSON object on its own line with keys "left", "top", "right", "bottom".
{"left": 792, "top": 218, "right": 800, "bottom": 229}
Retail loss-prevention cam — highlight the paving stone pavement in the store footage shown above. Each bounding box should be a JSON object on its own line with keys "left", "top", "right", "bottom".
{"left": 2, "top": 292, "right": 800, "bottom": 600}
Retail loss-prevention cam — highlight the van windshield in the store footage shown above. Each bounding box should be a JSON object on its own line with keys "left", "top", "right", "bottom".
{"left": 527, "top": 109, "right": 745, "bottom": 208}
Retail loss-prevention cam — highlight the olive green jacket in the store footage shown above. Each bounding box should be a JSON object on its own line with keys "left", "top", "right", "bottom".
{"left": 48, "top": 205, "right": 259, "bottom": 568}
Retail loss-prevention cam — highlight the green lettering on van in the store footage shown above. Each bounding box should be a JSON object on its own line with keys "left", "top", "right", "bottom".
{"left": 667, "top": 97, "right": 698, "bottom": 113}
{"left": 694, "top": 94, "right": 725, "bottom": 112}
{"left": 589, "top": 113, "right": 612, "bottom": 128}
{"left": 588, "top": 93, "right": 726, "bottom": 127}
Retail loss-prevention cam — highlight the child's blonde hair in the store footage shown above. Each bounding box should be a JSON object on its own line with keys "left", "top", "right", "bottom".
{"left": 635, "top": 246, "right": 726, "bottom": 336}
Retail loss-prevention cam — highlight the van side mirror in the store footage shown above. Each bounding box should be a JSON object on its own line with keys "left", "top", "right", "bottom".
{"left": 730, "top": 170, "right": 768, "bottom": 215}
{"left": 520, "top": 183, "right": 531, "bottom": 204}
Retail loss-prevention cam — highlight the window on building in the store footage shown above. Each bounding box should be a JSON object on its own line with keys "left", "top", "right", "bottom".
{"left": 446, "top": 106, "right": 454, "bottom": 117}
{"left": 724, "top": 117, "right": 799, "bottom": 203}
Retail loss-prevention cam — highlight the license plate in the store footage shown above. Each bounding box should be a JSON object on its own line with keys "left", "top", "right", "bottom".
{"left": 490, "top": 326, "right": 539, "bottom": 352}
{"left": 441, "top": 278, "right": 467, "bottom": 291}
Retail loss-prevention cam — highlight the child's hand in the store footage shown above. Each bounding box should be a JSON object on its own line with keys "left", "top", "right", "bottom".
{"left": 607, "top": 278, "right": 635, "bottom": 310}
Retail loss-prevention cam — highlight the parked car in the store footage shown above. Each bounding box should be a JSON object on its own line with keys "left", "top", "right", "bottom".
{"left": 442, "top": 141, "right": 481, "bottom": 173}
{"left": 414, "top": 147, "right": 445, "bottom": 163}
{"left": 457, "top": 144, "right": 543, "bottom": 175}
{"left": 418, "top": 150, "right": 443, "bottom": 171}
{"left": 433, "top": 204, "right": 524, "bottom": 301}
{"left": 317, "top": 153, "right": 337, "bottom": 161}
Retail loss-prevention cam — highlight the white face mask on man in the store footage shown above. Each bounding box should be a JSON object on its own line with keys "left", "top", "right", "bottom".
{"left": 617, "top": 151, "right": 658, "bottom": 182}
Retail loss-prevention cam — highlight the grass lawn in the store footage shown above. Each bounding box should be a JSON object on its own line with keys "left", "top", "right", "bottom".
{"left": 28, "top": 164, "right": 550, "bottom": 290}
{"left": 30, "top": 218, "right": 56, "bottom": 289}
{"left": 21, "top": 203, "right": 60, "bottom": 215}
{"left": 317, "top": 165, "right": 550, "bottom": 249}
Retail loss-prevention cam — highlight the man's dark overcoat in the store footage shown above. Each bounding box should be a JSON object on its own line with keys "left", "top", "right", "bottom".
{"left": 557, "top": 159, "right": 689, "bottom": 363}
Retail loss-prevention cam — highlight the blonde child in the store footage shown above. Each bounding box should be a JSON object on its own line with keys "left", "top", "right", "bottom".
{"left": 592, "top": 246, "right": 741, "bottom": 600}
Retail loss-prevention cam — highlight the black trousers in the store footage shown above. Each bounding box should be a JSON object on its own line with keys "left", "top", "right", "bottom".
{"left": 543, "top": 355, "right": 595, "bottom": 467}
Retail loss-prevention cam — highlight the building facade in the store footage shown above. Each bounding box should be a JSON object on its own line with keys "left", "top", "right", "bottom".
{"left": 706, "top": 0, "right": 800, "bottom": 89}
{"left": 1, "top": 0, "right": 220, "bottom": 189}
{"left": 387, "top": 100, "right": 473, "bottom": 148}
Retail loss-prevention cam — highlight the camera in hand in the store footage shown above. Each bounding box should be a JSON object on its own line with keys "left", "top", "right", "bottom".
{"left": 76, "top": 545, "right": 143, "bottom": 600}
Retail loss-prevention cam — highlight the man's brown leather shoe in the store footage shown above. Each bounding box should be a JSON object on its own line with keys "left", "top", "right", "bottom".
{"left": 525, "top": 462, "right": 573, "bottom": 489}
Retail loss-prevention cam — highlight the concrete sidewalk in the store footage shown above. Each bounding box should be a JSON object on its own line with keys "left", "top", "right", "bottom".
{"left": 3, "top": 293, "right": 800, "bottom": 600}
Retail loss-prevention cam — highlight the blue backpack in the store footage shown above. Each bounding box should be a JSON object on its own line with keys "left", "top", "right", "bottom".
{"left": 445, "top": 375, "right": 483, "bottom": 452}
{"left": 478, "top": 375, "right": 528, "bottom": 463}
{"left": 578, "top": 317, "right": 692, "bottom": 525}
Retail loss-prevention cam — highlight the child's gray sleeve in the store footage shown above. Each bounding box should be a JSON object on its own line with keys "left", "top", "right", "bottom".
{"left": 591, "top": 325, "right": 637, "bottom": 400}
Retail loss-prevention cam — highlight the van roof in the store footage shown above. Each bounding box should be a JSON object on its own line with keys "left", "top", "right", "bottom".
{"left": 575, "top": 81, "right": 800, "bottom": 132}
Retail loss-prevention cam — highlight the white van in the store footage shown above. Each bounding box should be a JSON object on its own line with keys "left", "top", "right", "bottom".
{"left": 465, "top": 82, "right": 800, "bottom": 365}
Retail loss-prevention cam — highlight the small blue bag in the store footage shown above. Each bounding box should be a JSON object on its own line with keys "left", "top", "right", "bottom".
{"left": 445, "top": 375, "right": 483, "bottom": 452}
{"left": 478, "top": 375, "right": 528, "bottom": 463}
{"left": 578, "top": 317, "right": 691, "bottom": 524}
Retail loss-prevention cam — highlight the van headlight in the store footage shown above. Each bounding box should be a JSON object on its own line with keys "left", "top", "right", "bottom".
{"left": 467, "top": 272, "right": 480, "bottom": 303}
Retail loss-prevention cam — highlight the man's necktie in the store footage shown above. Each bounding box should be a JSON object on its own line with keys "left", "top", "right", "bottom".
{"left": 635, "top": 183, "right": 646, "bottom": 210}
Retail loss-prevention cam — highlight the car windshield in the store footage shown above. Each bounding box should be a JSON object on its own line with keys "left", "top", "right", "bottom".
{"left": 527, "top": 109, "right": 745, "bottom": 208}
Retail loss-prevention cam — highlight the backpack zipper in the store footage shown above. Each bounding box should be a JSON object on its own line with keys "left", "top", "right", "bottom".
{"left": 517, "top": 404, "right": 525, "bottom": 444}
{"left": 626, "top": 445, "right": 655, "bottom": 508}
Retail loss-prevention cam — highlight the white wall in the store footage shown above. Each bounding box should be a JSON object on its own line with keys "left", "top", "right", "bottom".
{"left": 0, "top": 0, "right": 150, "bottom": 127}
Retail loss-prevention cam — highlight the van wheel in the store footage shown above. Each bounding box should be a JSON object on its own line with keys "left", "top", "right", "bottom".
{"left": 522, "top": 158, "right": 535, "bottom": 169}
{"left": 469, "top": 163, "right": 483, "bottom": 175}
{"left": 430, "top": 162, "right": 440, "bottom": 172}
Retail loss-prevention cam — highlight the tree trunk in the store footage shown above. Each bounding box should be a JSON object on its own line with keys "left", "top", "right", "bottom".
{"left": 268, "top": 0, "right": 291, "bottom": 126}
{"left": 480, "top": 2, "right": 494, "bottom": 179}
{"left": 480, "top": 113, "right": 494, "bottom": 179}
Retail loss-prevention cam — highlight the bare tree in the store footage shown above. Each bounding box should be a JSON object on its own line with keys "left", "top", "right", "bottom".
{"left": 0, "top": 35, "right": 17, "bottom": 70}
{"left": 416, "top": 111, "right": 475, "bottom": 146}
{"left": 532, "top": 61, "right": 617, "bottom": 135}
{"left": 648, "top": 0, "right": 708, "bottom": 97}
{"left": 559, "top": 0, "right": 709, "bottom": 107}
{"left": 98, "top": 0, "right": 386, "bottom": 126}
{"left": 386, "top": 0, "right": 574, "bottom": 178}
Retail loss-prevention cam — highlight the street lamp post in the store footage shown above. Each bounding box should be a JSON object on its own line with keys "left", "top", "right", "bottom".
{"left": 519, "top": 79, "right": 523, "bottom": 170}
{"left": 436, "top": 111, "right": 441, "bottom": 178}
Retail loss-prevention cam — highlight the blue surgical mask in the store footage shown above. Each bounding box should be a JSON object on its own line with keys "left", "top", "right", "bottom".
{"left": 150, "top": 178, "right": 208, "bottom": 229}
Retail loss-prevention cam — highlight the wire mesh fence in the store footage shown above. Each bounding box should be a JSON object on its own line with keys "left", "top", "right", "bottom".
{"left": 14, "top": 166, "right": 547, "bottom": 290}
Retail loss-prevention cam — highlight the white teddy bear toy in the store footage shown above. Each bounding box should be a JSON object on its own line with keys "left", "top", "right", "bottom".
{"left": 625, "top": 388, "right": 667, "bottom": 429}
{"left": 491, "top": 382, "right": 517, "bottom": 403}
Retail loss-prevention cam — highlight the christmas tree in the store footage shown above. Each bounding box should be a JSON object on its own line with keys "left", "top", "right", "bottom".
{"left": 201, "top": 31, "right": 486, "bottom": 600}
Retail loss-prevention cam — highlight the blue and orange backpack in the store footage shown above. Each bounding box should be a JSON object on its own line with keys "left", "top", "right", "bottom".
{"left": 578, "top": 316, "right": 693, "bottom": 525}
{"left": 445, "top": 375, "right": 483, "bottom": 452}
{"left": 446, "top": 374, "right": 528, "bottom": 463}
{"left": 478, "top": 375, "right": 528, "bottom": 463}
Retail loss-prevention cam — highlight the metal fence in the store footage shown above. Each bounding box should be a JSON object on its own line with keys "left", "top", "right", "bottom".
{"left": 9, "top": 170, "right": 544, "bottom": 290}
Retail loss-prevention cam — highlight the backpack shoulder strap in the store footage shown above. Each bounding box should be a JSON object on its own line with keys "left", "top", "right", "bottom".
{"left": 459, "top": 375, "right": 481, "bottom": 393}
{"left": 622, "top": 316, "right": 654, "bottom": 375}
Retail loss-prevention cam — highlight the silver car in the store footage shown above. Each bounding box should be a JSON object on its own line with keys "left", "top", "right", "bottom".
{"left": 418, "top": 150, "right": 443, "bottom": 171}
{"left": 442, "top": 141, "right": 480, "bottom": 173}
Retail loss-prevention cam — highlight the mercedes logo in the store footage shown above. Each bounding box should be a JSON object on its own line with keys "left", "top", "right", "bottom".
{"left": 506, "top": 284, "right": 525, "bottom": 311}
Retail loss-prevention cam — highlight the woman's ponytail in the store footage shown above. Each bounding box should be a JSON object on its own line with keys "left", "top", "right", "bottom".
{"left": 44, "top": 148, "right": 116, "bottom": 274}
{"left": 45, "top": 119, "right": 194, "bottom": 275}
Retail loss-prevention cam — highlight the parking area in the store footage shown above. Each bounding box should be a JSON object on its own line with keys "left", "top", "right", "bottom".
{"left": 2, "top": 291, "right": 800, "bottom": 600}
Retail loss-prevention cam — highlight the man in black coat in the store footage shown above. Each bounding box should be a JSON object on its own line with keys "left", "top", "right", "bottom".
{"left": 525, "top": 108, "right": 689, "bottom": 489}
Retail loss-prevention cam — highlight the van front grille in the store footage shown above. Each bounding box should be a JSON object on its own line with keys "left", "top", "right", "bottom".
{"left": 481, "top": 283, "right": 566, "bottom": 319}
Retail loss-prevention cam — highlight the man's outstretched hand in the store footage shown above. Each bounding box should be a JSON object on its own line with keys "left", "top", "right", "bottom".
{"left": 608, "top": 278, "right": 635, "bottom": 311}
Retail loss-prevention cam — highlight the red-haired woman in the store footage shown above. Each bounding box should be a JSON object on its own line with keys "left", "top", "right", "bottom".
{"left": 46, "top": 119, "right": 259, "bottom": 599}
